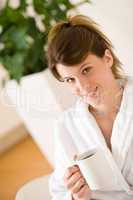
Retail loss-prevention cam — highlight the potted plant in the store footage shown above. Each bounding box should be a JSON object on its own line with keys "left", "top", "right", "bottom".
{"left": 0, "top": 0, "right": 90, "bottom": 82}
{"left": 0, "top": 0, "right": 91, "bottom": 164}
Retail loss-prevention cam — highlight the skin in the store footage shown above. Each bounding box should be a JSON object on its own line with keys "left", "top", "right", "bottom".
{"left": 56, "top": 49, "right": 124, "bottom": 199}
{"left": 56, "top": 49, "right": 122, "bottom": 117}
{"left": 63, "top": 165, "right": 92, "bottom": 200}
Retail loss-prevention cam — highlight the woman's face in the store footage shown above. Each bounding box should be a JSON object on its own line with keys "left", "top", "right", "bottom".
{"left": 56, "top": 49, "right": 117, "bottom": 108}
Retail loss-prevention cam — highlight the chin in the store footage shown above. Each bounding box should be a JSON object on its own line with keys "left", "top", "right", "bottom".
{"left": 83, "top": 96, "right": 100, "bottom": 106}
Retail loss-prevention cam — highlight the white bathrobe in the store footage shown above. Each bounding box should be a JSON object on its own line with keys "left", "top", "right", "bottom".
{"left": 49, "top": 76, "right": 133, "bottom": 200}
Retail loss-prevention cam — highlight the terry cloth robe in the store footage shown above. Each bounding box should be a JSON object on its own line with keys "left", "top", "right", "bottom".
{"left": 49, "top": 76, "right": 133, "bottom": 200}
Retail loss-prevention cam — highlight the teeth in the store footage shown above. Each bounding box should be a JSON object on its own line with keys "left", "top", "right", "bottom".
{"left": 88, "top": 88, "right": 98, "bottom": 97}
{"left": 82, "top": 86, "right": 99, "bottom": 103}
{"left": 90, "top": 88, "right": 97, "bottom": 95}
{"left": 95, "top": 86, "right": 98, "bottom": 92}
{"left": 82, "top": 87, "right": 98, "bottom": 99}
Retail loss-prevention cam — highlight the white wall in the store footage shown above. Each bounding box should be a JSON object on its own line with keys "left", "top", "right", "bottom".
{"left": 75, "top": 0, "right": 133, "bottom": 75}
{"left": 5, "top": 70, "right": 77, "bottom": 165}
{"left": 1, "top": 0, "right": 132, "bottom": 75}
{"left": 1, "top": 0, "right": 133, "bottom": 161}
{"left": 0, "top": 66, "right": 22, "bottom": 136}
{"left": 0, "top": 66, "right": 27, "bottom": 153}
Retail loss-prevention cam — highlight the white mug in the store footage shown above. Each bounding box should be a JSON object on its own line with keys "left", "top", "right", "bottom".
{"left": 72, "top": 148, "right": 130, "bottom": 192}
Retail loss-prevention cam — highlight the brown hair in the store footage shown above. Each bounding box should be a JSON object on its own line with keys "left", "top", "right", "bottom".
{"left": 47, "top": 15, "right": 125, "bottom": 82}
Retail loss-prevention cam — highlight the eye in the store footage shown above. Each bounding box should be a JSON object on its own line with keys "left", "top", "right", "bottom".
{"left": 65, "top": 78, "right": 75, "bottom": 83}
{"left": 82, "top": 67, "right": 92, "bottom": 75}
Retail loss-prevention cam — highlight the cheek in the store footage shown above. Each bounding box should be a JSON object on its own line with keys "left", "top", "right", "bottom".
{"left": 68, "top": 85, "right": 80, "bottom": 96}
{"left": 93, "top": 68, "right": 110, "bottom": 84}
{"left": 71, "top": 87, "right": 80, "bottom": 96}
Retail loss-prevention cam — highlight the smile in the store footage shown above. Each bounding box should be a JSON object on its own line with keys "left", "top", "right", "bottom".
{"left": 87, "top": 86, "right": 98, "bottom": 97}
{"left": 82, "top": 86, "right": 99, "bottom": 103}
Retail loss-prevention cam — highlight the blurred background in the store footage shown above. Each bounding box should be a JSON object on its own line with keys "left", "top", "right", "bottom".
{"left": 0, "top": 0, "right": 133, "bottom": 199}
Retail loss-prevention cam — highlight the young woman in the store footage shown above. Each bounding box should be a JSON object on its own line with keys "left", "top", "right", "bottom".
{"left": 47, "top": 15, "right": 133, "bottom": 200}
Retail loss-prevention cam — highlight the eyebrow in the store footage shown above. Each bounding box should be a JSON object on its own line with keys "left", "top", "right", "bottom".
{"left": 62, "top": 62, "right": 91, "bottom": 81}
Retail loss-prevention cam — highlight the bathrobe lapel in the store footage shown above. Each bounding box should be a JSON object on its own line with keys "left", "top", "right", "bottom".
{"left": 70, "top": 77, "right": 133, "bottom": 192}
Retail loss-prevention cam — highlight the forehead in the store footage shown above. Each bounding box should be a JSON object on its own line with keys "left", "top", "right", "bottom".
{"left": 56, "top": 62, "right": 81, "bottom": 78}
{"left": 56, "top": 53, "right": 100, "bottom": 77}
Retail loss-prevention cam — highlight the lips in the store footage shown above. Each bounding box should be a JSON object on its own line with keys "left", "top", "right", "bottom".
{"left": 81, "top": 86, "right": 98, "bottom": 102}
{"left": 87, "top": 86, "right": 98, "bottom": 97}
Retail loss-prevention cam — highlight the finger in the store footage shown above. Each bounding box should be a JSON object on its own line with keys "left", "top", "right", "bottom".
{"left": 64, "top": 165, "right": 79, "bottom": 180}
{"left": 73, "top": 184, "right": 90, "bottom": 199}
{"left": 66, "top": 171, "right": 82, "bottom": 189}
{"left": 71, "top": 177, "right": 86, "bottom": 194}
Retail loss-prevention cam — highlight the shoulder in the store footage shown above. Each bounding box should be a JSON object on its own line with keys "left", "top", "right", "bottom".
{"left": 126, "top": 75, "right": 133, "bottom": 83}
{"left": 56, "top": 98, "right": 84, "bottom": 125}
{"left": 54, "top": 99, "right": 85, "bottom": 140}
{"left": 55, "top": 106, "right": 76, "bottom": 131}
{"left": 124, "top": 75, "right": 133, "bottom": 93}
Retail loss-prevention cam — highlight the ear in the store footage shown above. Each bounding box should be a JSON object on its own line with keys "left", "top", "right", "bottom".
{"left": 103, "top": 49, "right": 113, "bottom": 68}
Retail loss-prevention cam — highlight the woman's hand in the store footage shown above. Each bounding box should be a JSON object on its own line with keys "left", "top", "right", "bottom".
{"left": 63, "top": 165, "right": 92, "bottom": 200}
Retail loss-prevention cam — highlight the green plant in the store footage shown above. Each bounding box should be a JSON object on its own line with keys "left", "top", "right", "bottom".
{"left": 0, "top": 0, "right": 91, "bottom": 82}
